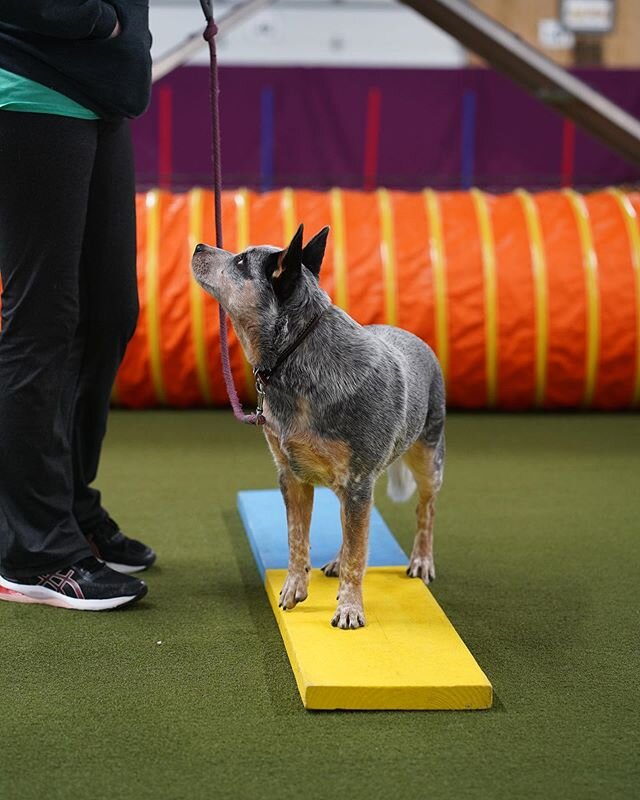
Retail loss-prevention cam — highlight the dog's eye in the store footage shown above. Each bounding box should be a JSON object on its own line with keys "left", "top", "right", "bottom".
{"left": 235, "top": 253, "right": 250, "bottom": 277}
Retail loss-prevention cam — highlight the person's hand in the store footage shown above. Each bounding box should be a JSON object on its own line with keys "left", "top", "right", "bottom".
{"left": 109, "top": 17, "right": 121, "bottom": 39}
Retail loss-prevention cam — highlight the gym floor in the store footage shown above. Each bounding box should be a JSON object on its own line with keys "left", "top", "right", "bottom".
{"left": 1, "top": 411, "right": 638, "bottom": 799}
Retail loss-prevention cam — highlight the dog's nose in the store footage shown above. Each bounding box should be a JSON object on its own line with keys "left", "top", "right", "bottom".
{"left": 194, "top": 243, "right": 207, "bottom": 253}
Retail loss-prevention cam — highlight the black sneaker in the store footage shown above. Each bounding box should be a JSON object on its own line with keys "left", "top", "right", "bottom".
{"left": 85, "top": 517, "right": 156, "bottom": 574}
{"left": 0, "top": 557, "right": 147, "bottom": 611}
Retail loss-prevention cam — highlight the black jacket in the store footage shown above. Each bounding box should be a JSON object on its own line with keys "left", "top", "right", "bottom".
{"left": 0, "top": 1, "right": 152, "bottom": 119}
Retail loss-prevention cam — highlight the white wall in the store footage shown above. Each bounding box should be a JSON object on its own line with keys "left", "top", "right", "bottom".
{"left": 149, "top": 0, "right": 467, "bottom": 67}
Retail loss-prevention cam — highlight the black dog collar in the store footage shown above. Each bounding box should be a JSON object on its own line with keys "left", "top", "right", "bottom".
{"left": 253, "top": 307, "right": 329, "bottom": 388}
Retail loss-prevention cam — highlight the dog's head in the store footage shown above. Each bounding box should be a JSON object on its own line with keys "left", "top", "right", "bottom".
{"left": 192, "top": 223, "right": 330, "bottom": 364}
{"left": 191, "top": 223, "right": 329, "bottom": 320}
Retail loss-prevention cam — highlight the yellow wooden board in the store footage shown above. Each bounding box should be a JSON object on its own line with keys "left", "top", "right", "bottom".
{"left": 265, "top": 567, "right": 493, "bottom": 710}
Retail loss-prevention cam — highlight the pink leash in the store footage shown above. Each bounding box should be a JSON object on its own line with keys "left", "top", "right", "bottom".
{"left": 202, "top": 7, "right": 264, "bottom": 425}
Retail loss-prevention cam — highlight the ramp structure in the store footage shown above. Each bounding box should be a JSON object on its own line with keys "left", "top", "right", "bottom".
{"left": 400, "top": 0, "right": 640, "bottom": 167}
{"left": 238, "top": 488, "right": 493, "bottom": 711}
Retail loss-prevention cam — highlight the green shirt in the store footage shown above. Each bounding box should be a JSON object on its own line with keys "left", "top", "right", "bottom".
{"left": 0, "top": 67, "right": 98, "bottom": 119}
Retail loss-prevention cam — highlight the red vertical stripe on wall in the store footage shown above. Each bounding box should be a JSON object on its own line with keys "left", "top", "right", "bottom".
{"left": 363, "top": 88, "right": 382, "bottom": 191}
{"left": 561, "top": 120, "right": 575, "bottom": 188}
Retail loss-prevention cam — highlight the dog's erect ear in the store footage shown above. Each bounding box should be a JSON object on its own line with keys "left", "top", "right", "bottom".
{"left": 302, "top": 226, "right": 330, "bottom": 279}
{"left": 267, "top": 223, "right": 304, "bottom": 301}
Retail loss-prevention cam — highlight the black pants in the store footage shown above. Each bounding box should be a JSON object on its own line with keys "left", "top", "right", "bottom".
{"left": 0, "top": 112, "right": 138, "bottom": 578}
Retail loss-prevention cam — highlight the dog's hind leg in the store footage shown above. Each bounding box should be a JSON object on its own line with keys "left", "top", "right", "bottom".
{"left": 278, "top": 470, "right": 314, "bottom": 610}
{"left": 321, "top": 546, "right": 341, "bottom": 578}
{"left": 332, "top": 482, "right": 373, "bottom": 629}
{"left": 403, "top": 436, "right": 444, "bottom": 585}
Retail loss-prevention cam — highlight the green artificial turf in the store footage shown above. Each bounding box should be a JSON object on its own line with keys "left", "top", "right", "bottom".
{"left": 1, "top": 412, "right": 638, "bottom": 800}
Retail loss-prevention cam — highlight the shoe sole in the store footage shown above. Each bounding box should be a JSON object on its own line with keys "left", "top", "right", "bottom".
{"left": 104, "top": 560, "right": 153, "bottom": 575}
{"left": 0, "top": 576, "right": 147, "bottom": 611}
{"left": 0, "top": 585, "right": 42, "bottom": 605}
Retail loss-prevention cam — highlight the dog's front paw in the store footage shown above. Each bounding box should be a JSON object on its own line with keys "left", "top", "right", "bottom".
{"left": 279, "top": 573, "right": 309, "bottom": 610}
{"left": 331, "top": 603, "right": 366, "bottom": 629}
{"left": 407, "top": 555, "right": 436, "bottom": 585}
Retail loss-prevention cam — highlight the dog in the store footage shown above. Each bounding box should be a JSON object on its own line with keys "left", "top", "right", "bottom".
{"left": 192, "top": 224, "right": 445, "bottom": 629}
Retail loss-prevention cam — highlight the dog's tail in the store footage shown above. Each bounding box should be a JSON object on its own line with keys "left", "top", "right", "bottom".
{"left": 386, "top": 459, "right": 416, "bottom": 503}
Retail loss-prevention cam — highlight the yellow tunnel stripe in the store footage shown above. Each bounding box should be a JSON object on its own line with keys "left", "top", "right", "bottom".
{"left": 516, "top": 189, "right": 549, "bottom": 408}
{"left": 235, "top": 188, "right": 257, "bottom": 404}
{"left": 471, "top": 189, "right": 498, "bottom": 408}
{"left": 423, "top": 190, "right": 449, "bottom": 387}
{"left": 145, "top": 190, "right": 167, "bottom": 405}
{"left": 329, "top": 188, "right": 348, "bottom": 310}
{"left": 606, "top": 188, "right": 640, "bottom": 407}
{"left": 236, "top": 188, "right": 250, "bottom": 250}
{"left": 188, "top": 189, "right": 213, "bottom": 405}
{"left": 564, "top": 190, "right": 600, "bottom": 408}
{"left": 281, "top": 187, "right": 297, "bottom": 244}
{"left": 377, "top": 188, "right": 398, "bottom": 327}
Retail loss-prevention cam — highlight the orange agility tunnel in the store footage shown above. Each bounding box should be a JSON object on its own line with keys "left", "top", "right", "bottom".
{"left": 110, "top": 187, "right": 640, "bottom": 410}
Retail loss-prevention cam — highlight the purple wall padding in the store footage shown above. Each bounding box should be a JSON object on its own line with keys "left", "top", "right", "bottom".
{"left": 131, "top": 66, "right": 640, "bottom": 191}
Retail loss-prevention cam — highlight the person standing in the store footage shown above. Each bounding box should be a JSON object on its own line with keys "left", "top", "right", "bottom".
{"left": 0, "top": 1, "right": 156, "bottom": 610}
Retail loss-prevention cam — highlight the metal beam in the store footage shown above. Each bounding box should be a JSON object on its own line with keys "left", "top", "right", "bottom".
{"left": 152, "top": 0, "right": 276, "bottom": 83}
{"left": 400, "top": 0, "right": 640, "bottom": 168}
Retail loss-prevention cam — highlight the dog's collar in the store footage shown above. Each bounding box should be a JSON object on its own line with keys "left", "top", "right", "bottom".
{"left": 254, "top": 306, "right": 328, "bottom": 387}
{"left": 252, "top": 306, "right": 329, "bottom": 421}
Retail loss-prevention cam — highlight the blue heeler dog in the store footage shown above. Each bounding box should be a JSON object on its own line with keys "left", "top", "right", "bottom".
{"left": 192, "top": 224, "right": 445, "bottom": 629}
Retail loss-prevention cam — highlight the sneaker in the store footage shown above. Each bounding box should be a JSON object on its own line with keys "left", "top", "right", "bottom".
{"left": 0, "top": 557, "right": 147, "bottom": 611}
{"left": 85, "top": 517, "right": 156, "bottom": 574}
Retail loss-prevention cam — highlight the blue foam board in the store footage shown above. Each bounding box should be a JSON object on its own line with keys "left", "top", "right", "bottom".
{"left": 237, "top": 487, "right": 408, "bottom": 579}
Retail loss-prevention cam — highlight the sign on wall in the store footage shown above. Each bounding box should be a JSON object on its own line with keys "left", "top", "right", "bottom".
{"left": 538, "top": 18, "right": 576, "bottom": 49}
{"left": 559, "top": 0, "right": 616, "bottom": 34}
